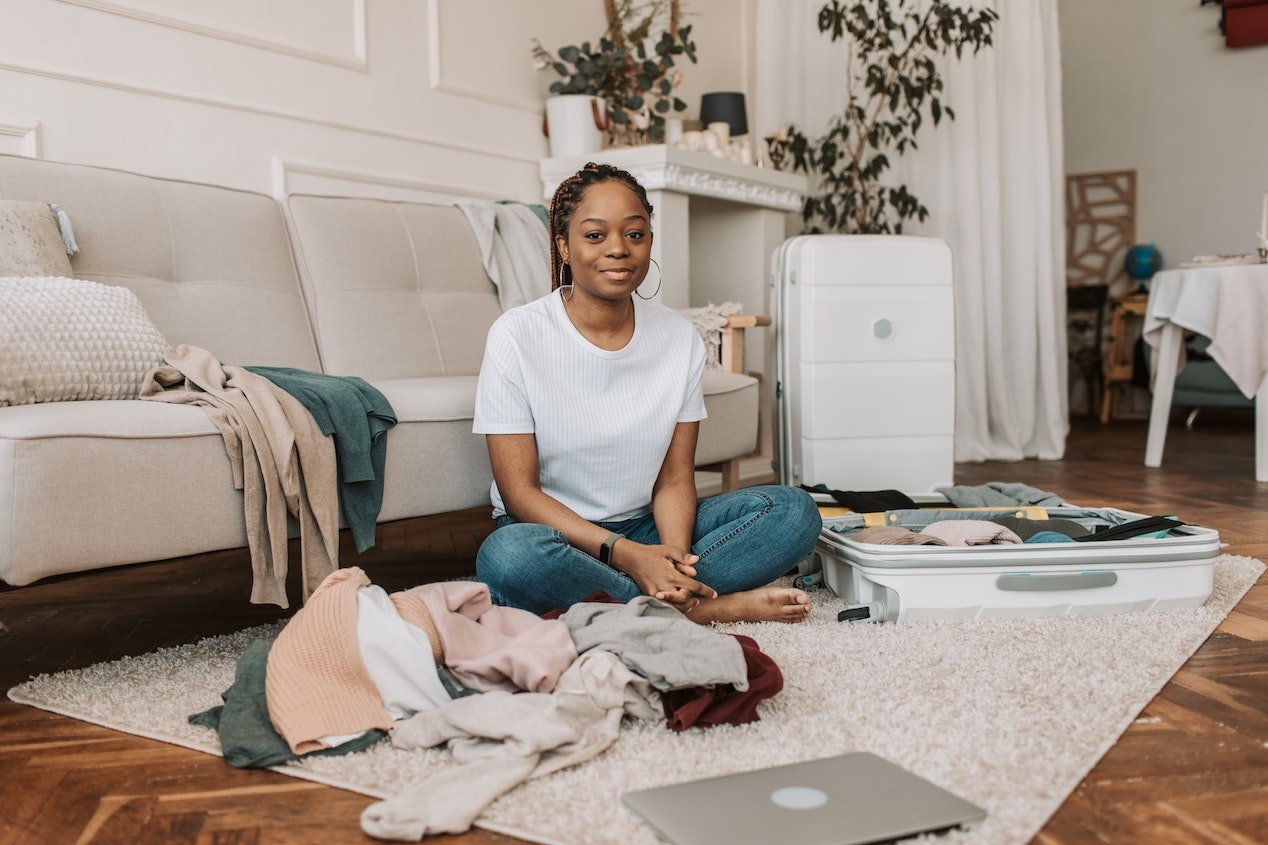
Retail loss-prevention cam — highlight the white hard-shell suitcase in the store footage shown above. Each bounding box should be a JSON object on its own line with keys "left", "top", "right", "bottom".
{"left": 810, "top": 507, "right": 1220, "bottom": 622}
{"left": 771, "top": 235, "right": 956, "bottom": 494}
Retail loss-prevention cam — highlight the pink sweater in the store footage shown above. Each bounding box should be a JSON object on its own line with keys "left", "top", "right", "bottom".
{"left": 404, "top": 581, "right": 577, "bottom": 694}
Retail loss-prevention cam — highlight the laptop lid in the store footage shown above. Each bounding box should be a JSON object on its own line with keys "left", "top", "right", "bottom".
{"left": 622, "top": 752, "right": 986, "bottom": 845}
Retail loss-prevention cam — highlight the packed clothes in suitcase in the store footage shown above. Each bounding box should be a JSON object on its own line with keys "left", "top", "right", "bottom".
{"left": 806, "top": 506, "right": 1220, "bottom": 623}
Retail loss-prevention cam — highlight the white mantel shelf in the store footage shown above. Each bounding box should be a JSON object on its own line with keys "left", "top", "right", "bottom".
{"left": 540, "top": 144, "right": 808, "bottom": 213}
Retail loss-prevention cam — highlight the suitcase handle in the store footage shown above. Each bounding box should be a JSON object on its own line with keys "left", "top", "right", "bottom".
{"left": 863, "top": 506, "right": 1050, "bottom": 527}
{"left": 996, "top": 571, "right": 1118, "bottom": 592}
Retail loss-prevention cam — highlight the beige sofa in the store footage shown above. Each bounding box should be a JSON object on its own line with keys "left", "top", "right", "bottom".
{"left": 0, "top": 154, "right": 761, "bottom": 589}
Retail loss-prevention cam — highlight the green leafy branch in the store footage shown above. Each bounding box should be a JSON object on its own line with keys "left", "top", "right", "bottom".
{"left": 789, "top": 0, "right": 998, "bottom": 234}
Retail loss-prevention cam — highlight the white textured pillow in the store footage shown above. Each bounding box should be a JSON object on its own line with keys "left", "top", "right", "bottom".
{"left": 0, "top": 276, "right": 167, "bottom": 406}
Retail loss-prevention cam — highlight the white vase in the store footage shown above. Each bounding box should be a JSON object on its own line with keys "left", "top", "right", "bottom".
{"left": 545, "top": 95, "right": 608, "bottom": 159}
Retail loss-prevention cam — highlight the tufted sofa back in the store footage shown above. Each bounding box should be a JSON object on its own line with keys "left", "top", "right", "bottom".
{"left": 286, "top": 195, "right": 503, "bottom": 381}
{"left": 0, "top": 154, "right": 321, "bottom": 371}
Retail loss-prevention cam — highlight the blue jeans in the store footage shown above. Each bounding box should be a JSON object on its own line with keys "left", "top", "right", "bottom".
{"left": 475, "top": 485, "right": 822, "bottom": 614}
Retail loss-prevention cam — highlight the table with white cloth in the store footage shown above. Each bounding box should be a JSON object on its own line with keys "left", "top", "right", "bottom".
{"left": 1143, "top": 262, "right": 1268, "bottom": 481}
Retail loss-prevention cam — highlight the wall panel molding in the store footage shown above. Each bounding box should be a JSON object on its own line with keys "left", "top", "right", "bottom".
{"left": 54, "top": 0, "right": 370, "bottom": 70}
{"left": 272, "top": 157, "right": 506, "bottom": 202}
{"left": 426, "top": 0, "right": 543, "bottom": 114}
{"left": 0, "top": 60, "right": 539, "bottom": 164}
{"left": 0, "top": 119, "right": 43, "bottom": 158}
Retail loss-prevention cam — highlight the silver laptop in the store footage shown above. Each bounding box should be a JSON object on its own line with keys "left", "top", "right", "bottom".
{"left": 622, "top": 752, "right": 986, "bottom": 845}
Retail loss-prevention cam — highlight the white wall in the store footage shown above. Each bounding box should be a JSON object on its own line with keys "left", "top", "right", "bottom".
{"left": 1061, "top": 0, "right": 1268, "bottom": 265}
{"left": 0, "top": 0, "right": 755, "bottom": 202}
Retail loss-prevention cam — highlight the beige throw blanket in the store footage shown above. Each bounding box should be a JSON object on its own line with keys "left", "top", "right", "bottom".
{"left": 139, "top": 344, "right": 339, "bottom": 607}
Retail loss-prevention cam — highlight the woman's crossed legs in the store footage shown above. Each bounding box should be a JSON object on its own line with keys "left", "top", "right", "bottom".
{"left": 476, "top": 485, "right": 821, "bottom": 623}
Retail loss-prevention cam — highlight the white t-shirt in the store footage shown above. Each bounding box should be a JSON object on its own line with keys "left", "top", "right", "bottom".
{"left": 473, "top": 289, "right": 707, "bottom": 522}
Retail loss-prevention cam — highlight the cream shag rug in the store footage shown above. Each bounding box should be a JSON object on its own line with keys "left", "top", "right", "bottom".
{"left": 10, "top": 555, "right": 1263, "bottom": 845}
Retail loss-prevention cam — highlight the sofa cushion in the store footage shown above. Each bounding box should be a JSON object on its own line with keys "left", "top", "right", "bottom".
{"left": 0, "top": 200, "right": 73, "bottom": 277}
{"left": 0, "top": 400, "right": 246, "bottom": 586}
{"left": 0, "top": 397, "right": 222, "bottom": 441}
{"left": 288, "top": 196, "right": 500, "bottom": 381}
{"left": 0, "top": 154, "right": 320, "bottom": 371}
{"left": 373, "top": 376, "right": 477, "bottom": 422}
{"left": 368, "top": 376, "right": 491, "bottom": 520}
{"left": 0, "top": 276, "right": 167, "bottom": 405}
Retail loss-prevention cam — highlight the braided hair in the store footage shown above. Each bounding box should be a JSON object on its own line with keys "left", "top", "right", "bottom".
{"left": 548, "top": 162, "right": 654, "bottom": 292}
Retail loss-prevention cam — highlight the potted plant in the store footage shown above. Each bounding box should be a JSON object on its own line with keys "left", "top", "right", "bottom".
{"left": 533, "top": 0, "right": 697, "bottom": 151}
{"left": 788, "top": 0, "right": 998, "bottom": 234}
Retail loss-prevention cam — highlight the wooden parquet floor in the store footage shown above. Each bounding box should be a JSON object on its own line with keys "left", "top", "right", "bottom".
{"left": 2, "top": 415, "right": 1266, "bottom": 844}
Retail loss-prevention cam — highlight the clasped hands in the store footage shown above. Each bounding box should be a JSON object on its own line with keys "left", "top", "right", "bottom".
{"left": 608, "top": 540, "right": 716, "bottom": 612}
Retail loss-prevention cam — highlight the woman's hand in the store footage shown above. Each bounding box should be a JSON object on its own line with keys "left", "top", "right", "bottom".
{"left": 662, "top": 545, "right": 700, "bottom": 577}
{"left": 610, "top": 540, "right": 716, "bottom": 610}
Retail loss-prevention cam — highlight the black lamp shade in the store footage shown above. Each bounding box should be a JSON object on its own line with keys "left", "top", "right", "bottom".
{"left": 699, "top": 92, "right": 748, "bottom": 137}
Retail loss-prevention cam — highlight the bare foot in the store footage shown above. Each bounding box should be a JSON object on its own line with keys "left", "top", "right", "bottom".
{"left": 686, "top": 586, "right": 810, "bottom": 624}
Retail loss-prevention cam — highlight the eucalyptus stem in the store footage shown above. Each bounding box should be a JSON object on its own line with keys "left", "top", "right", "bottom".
{"left": 533, "top": 0, "right": 696, "bottom": 145}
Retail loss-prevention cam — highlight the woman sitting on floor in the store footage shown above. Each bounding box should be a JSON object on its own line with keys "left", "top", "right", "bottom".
{"left": 471, "top": 161, "right": 820, "bottom": 624}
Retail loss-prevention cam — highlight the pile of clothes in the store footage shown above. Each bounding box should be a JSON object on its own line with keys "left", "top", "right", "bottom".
{"left": 191, "top": 567, "right": 782, "bottom": 840}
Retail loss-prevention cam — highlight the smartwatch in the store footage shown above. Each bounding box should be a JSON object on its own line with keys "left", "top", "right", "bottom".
{"left": 597, "top": 531, "right": 622, "bottom": 565}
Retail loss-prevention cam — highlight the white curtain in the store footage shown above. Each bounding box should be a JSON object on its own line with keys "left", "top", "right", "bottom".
{"left": 756, "top": 0, "right": 1068, "bottom": 462}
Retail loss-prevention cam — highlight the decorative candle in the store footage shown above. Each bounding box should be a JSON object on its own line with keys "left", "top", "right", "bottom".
{"left": 707, "top": 121, "right": 731, "bottom": 147}
{"left": 1261, "top": 192, "right": 1267, "bottom": 241}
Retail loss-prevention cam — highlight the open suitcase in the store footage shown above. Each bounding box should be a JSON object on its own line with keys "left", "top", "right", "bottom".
{"left": 807, "top": 506, "right": 1221, "bottom": 622}
{"left": 768, "top": 236, "right": 1218, "bottom": 622}
{"left": 771, "top": 234, "right": 956, "bottom": 493}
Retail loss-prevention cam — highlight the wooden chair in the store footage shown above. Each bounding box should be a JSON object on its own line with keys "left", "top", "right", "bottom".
{"left": 699, "top": 314, "right": 772, "bottom": 491}
{"left": 1100, "top": 293, "right": 1150, "bottom": 423}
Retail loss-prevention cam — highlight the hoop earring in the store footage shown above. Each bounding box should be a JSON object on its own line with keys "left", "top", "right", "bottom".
{"left": 558, "top": 261, "right": 574, "bottom": 301}
{"left": 635, "top": 258, "right": 662, "bottom": 300}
